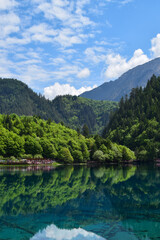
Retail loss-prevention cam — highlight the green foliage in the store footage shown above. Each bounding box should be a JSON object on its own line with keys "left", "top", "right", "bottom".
{"left": 93, "top": 150, "right": 105, "bottom": 162}
{"left": 40, "top": 138, "right": 57, "bottom": 159}
{"left": 122, "top": 146, "right": 136, "bottom": 161}
{"left": 82, "top": 124, "right": 90, "bottom": 137}
{"left": 58, "top": 147, "right": 73, "bottom": 163}
{"left": 24, "top": 136, "right": 42, "bottom": 156}
{"left": 72, "top": 150, "right": 84, "bottom": 162}
{"left": 0, "top": 113, "right": 134, "bottom": 162}
{"left": 80, "top": 141, "right": 90, "bottom": 162}
{"left": 33, "top": 154, "right": 43, "bottom": 159}
{"left": 21, "top": 154, "right": 33, "bottom": 159}
{"left": 106, "top": 75, "right": 160, "bottom": 161}
{"left": 0, "top": 78, "right": 118, "bottom": 134}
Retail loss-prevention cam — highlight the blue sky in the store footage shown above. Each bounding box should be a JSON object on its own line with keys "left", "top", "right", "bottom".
{"left": 1, "top": 0, "right": 160, "bottom": 99}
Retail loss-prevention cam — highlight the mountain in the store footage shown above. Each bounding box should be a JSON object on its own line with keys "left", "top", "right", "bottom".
{"left": 105, "top": 74, "right": 160, "bottom": 161}
{"left": 80, "top": 57, "right": 160, "bottom": 101}
{"left": 0, "top": 78, "right": 118, "bottom": 133}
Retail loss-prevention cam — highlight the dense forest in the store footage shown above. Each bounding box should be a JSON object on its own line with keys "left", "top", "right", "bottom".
{"left": 0, "top": 113, "right": 135, "bottom": 162}
{"left": 105, "top": 75, "right": 160, "bottom": 161}
{"left": 0, "top": 78, "right": 118, "bottom": 134}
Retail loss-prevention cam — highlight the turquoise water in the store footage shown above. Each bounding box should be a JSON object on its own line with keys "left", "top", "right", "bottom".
{"left": 0, "top": 164, "right": 160, "bottom": 239}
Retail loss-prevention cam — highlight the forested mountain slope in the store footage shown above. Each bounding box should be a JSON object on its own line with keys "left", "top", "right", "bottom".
{"left": 105, "top": 75, "right": 160, "bottom": 160}
{"left": 80, "top": 58, "right": 160, "bottom": 101}
{"left": 0, "top": 78, "right": 118, "bottom": 133}
{"left": 0, "top": 114, "right": 135, "bottom": 162}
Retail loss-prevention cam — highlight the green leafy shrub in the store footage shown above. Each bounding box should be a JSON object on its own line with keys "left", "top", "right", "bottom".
{"left": 93, "top": 150, "right": 105, "bottom": 162}
{"left": 72, "top": 150, "right": 83, "bottom": 162}
{"left": 58, "top": 147, "right": 74, "bottom": 163}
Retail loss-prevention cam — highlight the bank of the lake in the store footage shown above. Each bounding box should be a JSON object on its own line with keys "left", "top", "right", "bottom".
{"left": 0, "top": 114, "right": 136, "bottom": 165}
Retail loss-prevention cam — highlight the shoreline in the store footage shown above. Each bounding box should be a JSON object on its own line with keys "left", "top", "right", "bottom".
{"left": 0, "top": 159, "right": 155, "bottom": 168}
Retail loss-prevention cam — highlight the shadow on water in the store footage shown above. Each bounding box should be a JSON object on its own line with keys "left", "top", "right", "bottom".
{"left": 0, "top": 164, "right": 160, "bottom": 239}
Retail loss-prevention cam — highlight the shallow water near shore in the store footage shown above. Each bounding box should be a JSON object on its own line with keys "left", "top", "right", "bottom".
{"left": 0, "top": 164, "right": 160, "bottom": 240}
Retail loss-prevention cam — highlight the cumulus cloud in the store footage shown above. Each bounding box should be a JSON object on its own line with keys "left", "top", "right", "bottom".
{"left": 0, "top": 0, "right": 18, "bottom": 10}
{"left": 44, "top": 82, "right": 97, "bottom": 100}
{"left": 150, "top": 33, "right": 160, "bottom": 58}
{"left": 105, "top": 49, "right": 149, "bottom": 80}
{"left": 77, "top": 68, "right": 90, "bottom": 78}
{"left": 30, "top": 224, "right": 105, "bottom": 240}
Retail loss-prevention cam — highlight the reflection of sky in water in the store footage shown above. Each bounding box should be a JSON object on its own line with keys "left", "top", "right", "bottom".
{"left": 30, "top": 224, "right": 105, "bottom": 240}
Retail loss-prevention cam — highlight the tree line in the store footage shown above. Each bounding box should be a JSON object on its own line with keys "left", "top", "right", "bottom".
{"left": 0, "top": 78, "right": 118, "bottom": 134}
{"left": 0, "top": 113, "right": 135, "bottom": 163}
{"left": 105, "top": 75, "right": 160, "bottom": 160}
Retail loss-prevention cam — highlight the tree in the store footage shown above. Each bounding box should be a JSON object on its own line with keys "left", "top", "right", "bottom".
{"left": 82, "top": 124, "right": 89, "bottom": 137}
{"left": 40, "top": 138, "right": 57, "bottom": 158}
{"left": 80, "top": 141, "right": 90, "bottom": 162}
{"left": 58, "top": 147, "right": 73, "bottom": 163}
{"left": 4, "top": 132, "right": 25, "bottom": 157}
{"left": 93, "top": 150, "right": 105, "bottom": 162}
{"left": 72, "top": 150, "right": 83, "bottom": 162}
{"left": 24, "top": 136, "right": 42, "bottom": 156}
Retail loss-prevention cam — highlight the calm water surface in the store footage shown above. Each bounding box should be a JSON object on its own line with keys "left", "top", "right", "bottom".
{"left": 0, "top": 164, "right": 160, "bottom": 240}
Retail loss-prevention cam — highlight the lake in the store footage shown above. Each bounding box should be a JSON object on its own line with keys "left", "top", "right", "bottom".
{"left": 0, "top": 164, "right": 160, "bottom": 240}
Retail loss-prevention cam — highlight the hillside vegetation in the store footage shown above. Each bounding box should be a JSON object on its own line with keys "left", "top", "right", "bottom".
{"left": 0, "top": 114, "right": 135, "bottom": 163}
{"left": 0, "top": 78, "right": 117, "bottom": 134}
{"left": 105, "top": 75, "right": 160, "bottom": 160}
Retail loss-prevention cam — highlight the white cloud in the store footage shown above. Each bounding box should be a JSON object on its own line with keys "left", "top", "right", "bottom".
{"left": 150, "top": 33, "right": 160, "bottom": 58}
{"left": 0, "top": 13, "right": 20, "bottom": 38}
{"left": 85, "top": 47, "right": 106, "bottom": 64}
{"left": 27, "top": 23, "right": 57, "bottom": 43}
{"left": 105, "top": 49, "right": 149, "bottom": 80}
{"left": 34, "top": 0, "right": 94, "bottom": 48}
{"left": 120, "top": 0, "right": 133, "bottom": 5}
{"left": 54, "top": 28, "right": 82, "bottom": 47}
{"left": 0, "top": 0, "right": 18, "bottom": 10}
{"left": 6, "top": 36, "right": 30, "bottom": 45}
{"left": 44, "top": 82, "right": 97, "bottom": 100}
{"left": 17, "top": 64, "right": 52, "bottom": 86}
{"left": 77, "top": 68, "right": 90, "bottom": 78}
{"left": 105, "top": 0, "right": 133, "bottom": 4}
{"left": 51, "top": 65, "right": 79, "bottom": 80}
{"left": 37, "top": 0, "right": 93, "bottom": 29}
{"left": 30, "top": 224, "right": 105, "bottom": 240}
{"left": 50, "top": 57, "right": 66, "bottom": 66}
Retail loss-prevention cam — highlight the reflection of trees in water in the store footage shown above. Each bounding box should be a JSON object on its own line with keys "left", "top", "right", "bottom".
{"left": 0, "top": 165, "right": 160, "bottom": 215}
{"left": 0, "top": 165, "right": 160, "bottom": 239}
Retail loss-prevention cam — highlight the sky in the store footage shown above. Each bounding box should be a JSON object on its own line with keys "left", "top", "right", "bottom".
{"left": 1, "top": 0, "right": 160, "bottom": 99}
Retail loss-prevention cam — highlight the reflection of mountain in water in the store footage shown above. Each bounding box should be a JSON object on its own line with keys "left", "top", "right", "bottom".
{"left": 0, "top": 165, "right": 160, "bottom": 240}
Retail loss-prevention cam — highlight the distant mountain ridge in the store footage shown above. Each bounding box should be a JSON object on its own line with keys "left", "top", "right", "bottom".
{"left": 80, "top": 57, "right": 160, "bottom": 101}
{"left": 0, "top": 78, "right": 118, "bottom": 133}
